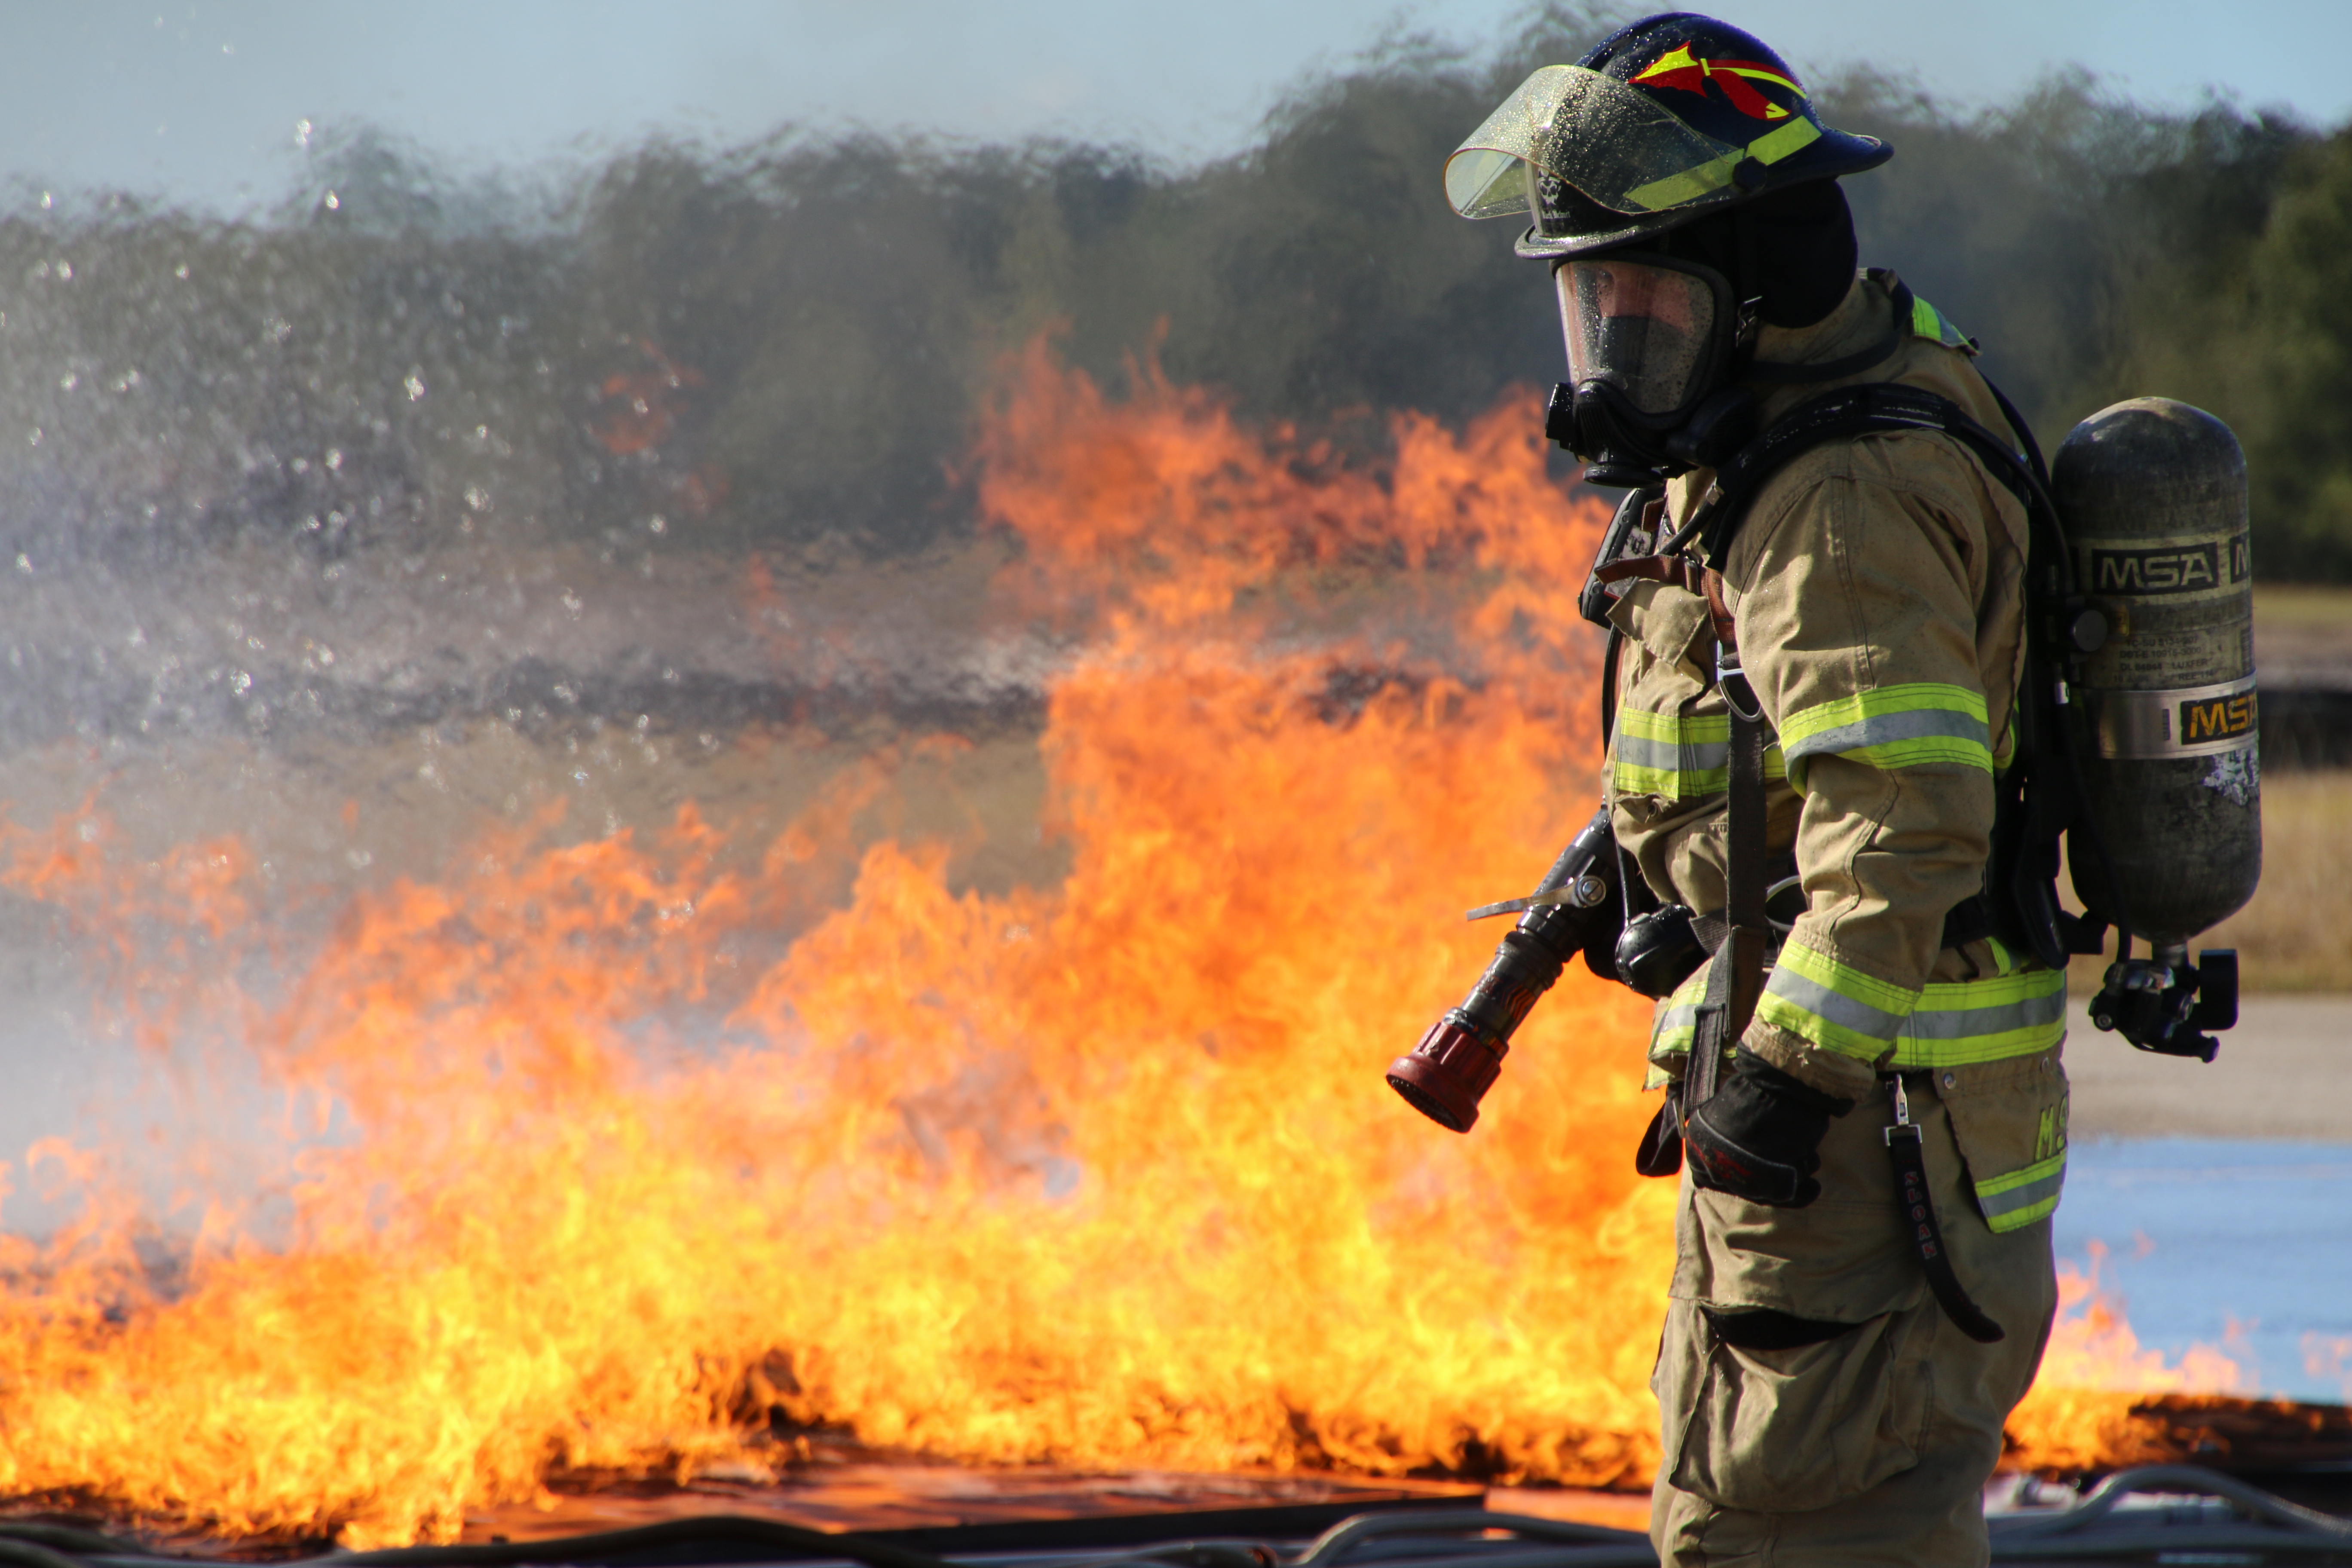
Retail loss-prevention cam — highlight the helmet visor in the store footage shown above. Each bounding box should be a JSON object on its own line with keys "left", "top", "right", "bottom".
{"left": 1445, "top": 64, "right": 1822, "bottom": 219}
{"left": 1556, "top": 260, "right": 1719, "bottom": 416}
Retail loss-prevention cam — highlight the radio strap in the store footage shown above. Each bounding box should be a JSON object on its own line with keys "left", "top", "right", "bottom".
{"left": 1884, "top": 1075, "right": 2005, "bottom": 1344}
{"left": 1684, "top": 612, "right": 1773, "bottom": 1115}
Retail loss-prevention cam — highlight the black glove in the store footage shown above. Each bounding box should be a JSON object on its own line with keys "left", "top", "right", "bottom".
{"left": 1684, "top": 1047, "right": 1854, "bottom": 1208}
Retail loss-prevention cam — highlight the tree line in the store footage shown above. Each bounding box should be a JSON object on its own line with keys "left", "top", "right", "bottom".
{"left": 0, "top": 5, "right": 2344, "bottom": 577}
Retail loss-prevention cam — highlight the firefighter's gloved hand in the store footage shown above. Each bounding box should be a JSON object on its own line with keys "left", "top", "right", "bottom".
{"left": 1684, "top": 1048, "right": 1855, "bottom": 1208}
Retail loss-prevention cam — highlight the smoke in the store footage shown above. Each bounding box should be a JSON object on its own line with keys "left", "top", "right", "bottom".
{"left": 3, "top": 18, "right": 2340, "bottom": 582}
{"left": 0, "top": 11, "right": 2334, "bottom": 932}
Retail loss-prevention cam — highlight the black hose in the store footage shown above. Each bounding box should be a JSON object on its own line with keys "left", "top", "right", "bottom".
{"left": 24, "top": 1465, "right": 2352, "bottom": 1568}
{"left": 327, "top": 1515, "right": 962, "bottom": 1568}
{"left": 0, "top": 1529, "right": 149, "bottom": 1559}
{"left": 1291, "top": 1510, "right": 1650, "bottom": 1568}
{"left": 1992, "top": 1464, "right": 2352, "bottom": 1544}
{"left": 1015, "top": 1541, "right": 1277, "bottom": 1568}
{"left": 0, "top": 1540, "right": 102, "bottom": 1568}
{"left": 1982, "top": 1464, "right": 2352, "bottom": 1562}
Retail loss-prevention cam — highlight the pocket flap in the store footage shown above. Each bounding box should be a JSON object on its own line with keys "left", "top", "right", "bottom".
{"left": 1607, "top": 579, "right": 1715, "bottom": 672}
{"left": 1940, "top": 1049, "right": 2069, "bottom": 1233}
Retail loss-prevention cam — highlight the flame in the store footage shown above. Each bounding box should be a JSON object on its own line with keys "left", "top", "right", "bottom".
{"left": 0, "top": 342, "right": 2252, "bottom": 1545}
{"left": 2003, "top": 1243, "right": 2245, "bottom": 1472}
{"left": 594, "top": 339, "right": 705, "bottom": 458}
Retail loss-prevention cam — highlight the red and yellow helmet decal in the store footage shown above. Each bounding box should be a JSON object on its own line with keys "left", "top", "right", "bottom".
{"left": 1631, "top": 43, "right": 1808, "bottom": 122}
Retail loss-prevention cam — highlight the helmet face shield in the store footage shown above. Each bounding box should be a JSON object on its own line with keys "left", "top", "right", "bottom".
{"left": 1439, "top": 20, "right": 1894, "bottom": 260}
{"left": 1556, "top": 257, "right": 1727, "bottom": 420}
{"left": 1445, "top": 64, "right": 1816, "bottom": 223}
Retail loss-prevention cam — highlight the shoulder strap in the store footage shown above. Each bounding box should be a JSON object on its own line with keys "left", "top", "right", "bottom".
{"left": 1678, "top": 380, "right": 2131, "bottom": 970}
{"left": 1694, "top": 382, "right": 2043, "bottom": 566}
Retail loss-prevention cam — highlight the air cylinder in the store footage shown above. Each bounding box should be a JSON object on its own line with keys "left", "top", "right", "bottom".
{"left": 2052, "top": 398, "right": 2261, "bottom": 945}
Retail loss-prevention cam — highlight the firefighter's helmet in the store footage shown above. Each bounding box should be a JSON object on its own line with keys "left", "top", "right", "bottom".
{"left": 1445, "top": 12, "right": 1890, "bottom": 257}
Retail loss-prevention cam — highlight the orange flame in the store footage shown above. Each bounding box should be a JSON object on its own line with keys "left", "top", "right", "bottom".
{"left": 594, "top": 339, "right": 706, "bottom": 458}
{"left": 0, "top": 343, "right": 2245, "bottom": 1544}
{"left": 2004, "top": 1245, "right": 2245, "bottom": 1472}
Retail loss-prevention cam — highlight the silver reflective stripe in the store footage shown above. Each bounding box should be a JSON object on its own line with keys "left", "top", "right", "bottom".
{"left": 1897, "top": 986, "right": 2067, "bottom": 1041}
{"left": 1618, "top": 731, "right": 1728, "bottom": 774}
{"left": 1651, "top": 971, "right": 1711, "bottom": 1057}
{"left": 1782, "top": 706, "right": 1991, "bottom": 762}
{"left": 1978, "top": 1163, "right": 2065, "bottom": 1224}
{"left": 1761, "top": 962, "right": 1908, "bottom": 1041}
{"left": 1654, "top": 997, "right": 1702, "bottom": 1054}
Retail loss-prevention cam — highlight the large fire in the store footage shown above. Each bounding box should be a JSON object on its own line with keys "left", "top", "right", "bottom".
{"left": 0, "top": 344, "right": 2236, "bottom": 1545}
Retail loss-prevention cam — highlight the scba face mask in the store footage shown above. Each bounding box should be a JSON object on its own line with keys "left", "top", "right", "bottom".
{"left": 1560, "top": 255, "right": 1722, "bottom": 419}
{"left": 1551, "top": 251, "right": 1759, "bottom": 485}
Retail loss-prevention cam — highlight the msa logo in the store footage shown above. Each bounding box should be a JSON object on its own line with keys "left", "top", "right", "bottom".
{"left": 2180, "top": 690, "right": 2257, "bottom": 743}
{"left": 2085, "top": 538, "right": 2251, "bottom": 595}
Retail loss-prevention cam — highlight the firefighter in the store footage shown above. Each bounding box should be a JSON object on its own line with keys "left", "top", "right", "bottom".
{"left": 1445, "top": 15, "right": 2070, "bottom": 1565}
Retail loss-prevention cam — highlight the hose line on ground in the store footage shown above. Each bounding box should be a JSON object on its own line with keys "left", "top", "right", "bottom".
{"left": 15, "top": 1464, "right": 2352, "bottom": 1568}
{"left": 329, "top": 1515, "right": 964, "bottom": 1568}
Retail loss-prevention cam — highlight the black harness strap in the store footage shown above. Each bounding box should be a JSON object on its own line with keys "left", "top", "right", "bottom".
{"left": 1696, "top": 382, "right": 2038, "bottom": 564}
{"left": 1680, "top": 380, "right": 2127, "bottom": 968}
{"left": 1885, "top": 1075, "right": 2005, "bottom": 1344}
{"left": 1680, "top": 628, "right": 1773, "bottom": 1119}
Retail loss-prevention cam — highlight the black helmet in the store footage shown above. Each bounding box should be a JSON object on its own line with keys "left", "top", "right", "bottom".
{"left": 1444, "top": 12, "right": 1890, "bottom": 257}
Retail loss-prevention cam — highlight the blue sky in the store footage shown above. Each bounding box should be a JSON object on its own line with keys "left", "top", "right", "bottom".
{"left": 4, "top": 0, "right": 2349, "bottom": 212}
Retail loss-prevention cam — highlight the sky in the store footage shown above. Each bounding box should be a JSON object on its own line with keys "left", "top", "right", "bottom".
{"left": 2, "top": 0, "right": 2348, "bottom": 215}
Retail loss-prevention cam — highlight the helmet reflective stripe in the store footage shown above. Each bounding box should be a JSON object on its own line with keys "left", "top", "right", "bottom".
{"left": 1619, "top": 116, "right": 1822, "bottom": 213}
{"left": 1614, "top": 705, "right": 1787, "bottom": 798}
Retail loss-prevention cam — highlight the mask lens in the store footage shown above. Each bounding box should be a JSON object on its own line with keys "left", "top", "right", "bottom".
{"left": 1557, "top": 261, "right": 1716, "bottom": 416}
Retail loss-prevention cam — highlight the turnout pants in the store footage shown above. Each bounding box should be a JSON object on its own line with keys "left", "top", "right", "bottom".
{"left": 1650, "top": 1052, "right": 2062, "bottom": 1568}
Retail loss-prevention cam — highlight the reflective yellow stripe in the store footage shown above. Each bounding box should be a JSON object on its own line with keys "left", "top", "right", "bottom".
{"left": 1649, "top": 966, "right": 1712, "bottom": 1059}
{"left": 1755, "top": 939, "right": 1921, "bottom": 1060}
{"left": 1695, "top": 932, "right": 2064, "bottom": 1075}
{"left": 1779, "top": 682, "right": 1993, "bottom": 789}
{"left": 1622, "top": 117, "right": 1823, "bottom": 211}
{"left": 1614, "top": 707, "right": 1788, "bottom": 799}
{"left": 1887, "top": 967, "right": 2067, "bottom": 1068}
{"left": 1975, "top": 1147, "right": 2066, "bottom": 1232}
{"left": 1909, "top": 294, "right": 1973, "bottom": 352}
{"left": 1751, "top": 941, "right": 2064, "bottom": 1066}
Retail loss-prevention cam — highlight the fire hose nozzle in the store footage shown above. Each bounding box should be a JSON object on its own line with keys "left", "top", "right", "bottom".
{"left": 1386, "top": 1014, "right": 1505, "bottom": 1133}
{"left": 1386, "top": 805, "right": 1619, "bottom": 1134}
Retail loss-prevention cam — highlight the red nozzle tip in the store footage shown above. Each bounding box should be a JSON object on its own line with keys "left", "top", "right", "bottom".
{"left": 1384, "top": 1017, "right": 1505, "bottom": 1133}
